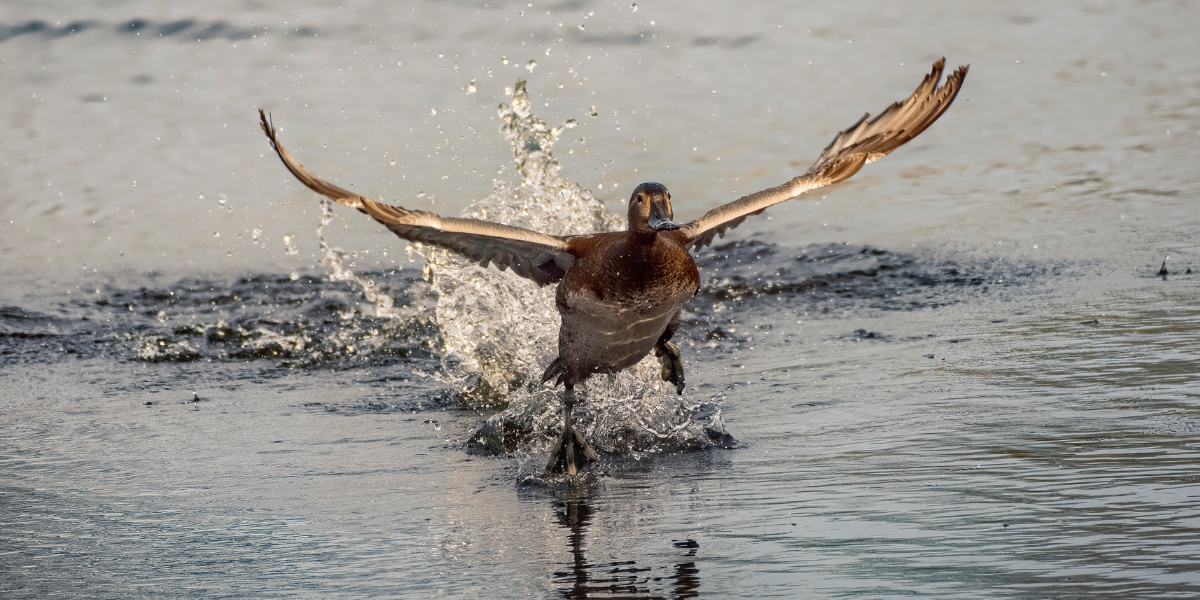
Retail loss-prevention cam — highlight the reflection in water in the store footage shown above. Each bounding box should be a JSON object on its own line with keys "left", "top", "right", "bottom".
{"left": 552, "top": 489, "right": 700, "bottom": 599}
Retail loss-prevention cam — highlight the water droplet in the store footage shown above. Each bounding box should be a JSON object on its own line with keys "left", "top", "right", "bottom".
{"left": 389, "top": 160, "right": 397, "bottom": 166}
{"left": 289, "top": 272, "right": 299, "bottom": 281}
{"left": 466, "top": 81, "right": 477, "bottom": 94}
{"left": 430, "top": 107, "right": 437, "bottom": 115}
{"left": 282, "top": 234, "right": 299, "bottom": 256}
{"left": 578, "top": 24, "right": 585, "bottom": 30}
{"left": 157, "top": 311, "right": 167, "bottom": 323}
{"left": 501, "top": 56, "right": 509, "bottom": 65}
{"left": 213, "top": 232, "right": 220, "bottom": 238}
{"left": 631, "top": 2, "right": 638, "bottom": 11}
{"left": 198, "top": 193, "right": 205, "bottom": 200}
{"left": 526, "top": 60, "right": 537, "bottom": 72}
{"left": 545, "top": 48, "right": 552, "bottom": 56}
{"left": 417, "top": 191, "right": 426, "bottom": 198}
{"left": 217, "top": 194, "right": 227, "bottom": 206}
{"left": 588, "top": 105, "right": 598, "bottom": 117}
{"left": 557, "top": 82, "right": 564, "bottom": 89}
{"left": 251, "top": 227, "right": 262, "bottom": 241}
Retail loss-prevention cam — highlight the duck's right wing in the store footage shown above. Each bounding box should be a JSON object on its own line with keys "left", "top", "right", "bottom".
{"left": 679, "top": 58, "right": 968, "bottom": 251}
{"left": 259, "top": 110, "right": 575, "bottom": 286}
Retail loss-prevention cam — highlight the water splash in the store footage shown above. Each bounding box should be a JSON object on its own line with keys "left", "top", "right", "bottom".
{"left": 279, "top": 78, "right": 730, "bottom": 461}
{"left": 418, "top": 78, "right": 621, "bottom": 405}
{"left": 412, "top": 79, "right": 731, "bottom": 461}
{"left": 316, "top": 198, "right": 400, "bottom": 320}
{"left": 119, "top": 270, "right": 438, "bottom": 369}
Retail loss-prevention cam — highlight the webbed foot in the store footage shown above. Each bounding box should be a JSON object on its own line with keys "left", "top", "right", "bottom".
{"left": 544, "top": 425, "right": 597, "bottom": 476}
{"left": 655, "top": 341, "right": 685, "bottom": 395}
{"left": 544, "top": 384, "right": 596, "bottom": 476}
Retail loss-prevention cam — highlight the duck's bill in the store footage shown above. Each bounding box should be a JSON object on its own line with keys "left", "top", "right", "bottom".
{"left": 649, "top": 216, "right": 680, "bottom": 231}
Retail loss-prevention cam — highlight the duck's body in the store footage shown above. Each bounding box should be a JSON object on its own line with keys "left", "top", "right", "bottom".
{"left": 555, "top": 227, "right": 699, "bottom": 385}
{"left": 259, "top": 58, "right": 968, "bottom": 477}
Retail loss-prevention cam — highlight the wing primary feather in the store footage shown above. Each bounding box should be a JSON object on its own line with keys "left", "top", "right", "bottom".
{"left": 258, "top": 110, "right": 577, "bottom": 286}
{"left": 679, "top": 58, "right": 968, "bottom": 251}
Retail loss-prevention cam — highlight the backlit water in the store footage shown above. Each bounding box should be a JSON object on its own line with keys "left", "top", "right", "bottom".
{"left": 2, "top": 1, "right": 1198, "bottom": 597}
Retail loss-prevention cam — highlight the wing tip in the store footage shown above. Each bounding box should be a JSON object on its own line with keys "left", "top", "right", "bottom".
{"left": 258, "top": 108, "right": 277, "bottom": 148}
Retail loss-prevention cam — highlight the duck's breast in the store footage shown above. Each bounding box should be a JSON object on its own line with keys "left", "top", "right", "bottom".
{"left": 556, "top": 232, "right": 699, "bottom": 376}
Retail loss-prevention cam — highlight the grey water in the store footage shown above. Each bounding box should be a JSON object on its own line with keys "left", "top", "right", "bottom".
{"left": 2, "top": 1, "right": 1199, "bottom": 597}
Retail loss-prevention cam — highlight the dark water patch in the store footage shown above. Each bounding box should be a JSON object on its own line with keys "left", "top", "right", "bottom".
{"left": 692, "top": 240, "right": 1064, "bottom": 314}
{"left": 851, "top": 328, "right": 889, "bottom": 340}
{"left": 3, "top": 239, "right": 1076, "bottom": 401}
{"left": 0, "top": 20, "right": 97, "bottom": 42}
{"left": 157, "top": 19, "right": 195, "bottom": 36}
{"left": 568, "top": 29, "right": 651, "bottom": 46}
{"left": 300, "top": 382, "right": 455, "bottom": 416}
{"left": 1128, "top": 188, "right": 1179, "bottom": 197}
{"left": 0, "top": 269, "right": 441, "bottom": 374}
{"left": 691, "top": 34, "right": 759, "bottom": 47}
{"left": 119, "top": 18, "right": 149, "bottom": 33}
{"left": 680, "top": 240, "right": 1082, "bottom": 355}
{"left": 0, "top": 305, "right": 60, "bottom": 333}
{"left": 120, "top": 18, "right": 262, "bottom": 41}
{"left": 0, "top": 18, "right": 315, "bottom": 45}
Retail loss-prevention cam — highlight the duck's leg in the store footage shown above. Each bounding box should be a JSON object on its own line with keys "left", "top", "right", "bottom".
{"left": 545, "top": 383, "right": 597, "bottom": 476}
{"left": 654, "top": 311, "right": 686, "bottom": 395}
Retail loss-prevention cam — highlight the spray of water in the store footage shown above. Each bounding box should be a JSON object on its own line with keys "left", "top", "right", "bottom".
{"left": 316, "top": 198, "right": 400, "bottom": 320}
{"left": 315, "top": 79, "right": 731, "bottom": 468}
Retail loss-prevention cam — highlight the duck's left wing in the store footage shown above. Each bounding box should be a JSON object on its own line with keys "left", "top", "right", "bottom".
{"left": 259, "top": 110, "right": 575, "bottom": 286}
{"left": 679, "top": 58, "right": 968, "bottom": 251}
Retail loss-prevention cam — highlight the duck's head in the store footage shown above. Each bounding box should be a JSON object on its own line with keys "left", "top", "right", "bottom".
{"left": 627, "top": 182, "right": 679, "bottom": 233}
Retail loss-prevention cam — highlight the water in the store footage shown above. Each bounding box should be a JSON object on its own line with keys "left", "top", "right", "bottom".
{"left": 2, "top": 1, "right": 1199, "bottom": 597}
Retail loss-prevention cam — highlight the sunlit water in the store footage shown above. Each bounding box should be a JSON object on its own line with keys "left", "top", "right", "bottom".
{"left": 2, "top": 1, "right": 1199, "bottom": 598}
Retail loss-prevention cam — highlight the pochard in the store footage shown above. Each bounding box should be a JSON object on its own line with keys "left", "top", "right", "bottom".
{"left": 260, "top": 58, "right": 968, "bottom": 476}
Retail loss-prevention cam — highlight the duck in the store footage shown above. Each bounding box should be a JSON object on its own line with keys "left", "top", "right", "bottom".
{"left": 259, "top": 58, "right": 968, "bottom": 476}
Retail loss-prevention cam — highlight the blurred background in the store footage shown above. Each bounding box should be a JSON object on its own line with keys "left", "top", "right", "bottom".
{"left": 2, "top": 0, "right": 1195, "bottom": 286}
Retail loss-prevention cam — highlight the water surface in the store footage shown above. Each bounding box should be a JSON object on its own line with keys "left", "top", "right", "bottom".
{"left": 2, "top": 1, "right": 1199, "bottom": 597}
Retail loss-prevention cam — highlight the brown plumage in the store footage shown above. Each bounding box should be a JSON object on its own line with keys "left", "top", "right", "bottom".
{"left": 258, "top": 58, "right": 968, "bottom": 476}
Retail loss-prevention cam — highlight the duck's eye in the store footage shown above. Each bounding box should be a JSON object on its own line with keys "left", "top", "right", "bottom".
{"left": 666, "top": 193, "right": 671, "bottom": 201}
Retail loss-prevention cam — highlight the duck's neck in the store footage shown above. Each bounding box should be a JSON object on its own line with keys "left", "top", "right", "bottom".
{"left": 628, "top": 228, "right": 659, "bottom": 246}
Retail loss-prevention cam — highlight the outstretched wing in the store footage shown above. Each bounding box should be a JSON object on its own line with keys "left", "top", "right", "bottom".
{"left": 679, "top": 58, "right": 969, "bottom": 251}
{"left": 259, "top": 110, "right": 575, "bottom": 286}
